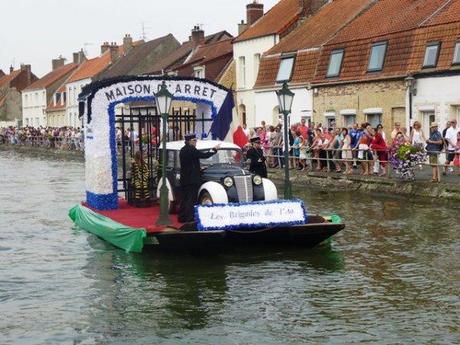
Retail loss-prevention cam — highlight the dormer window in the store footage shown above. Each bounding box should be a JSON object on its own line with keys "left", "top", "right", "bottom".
{"left": 453, "top": 41, "right": 460, "bottom": 64}
{"left": 327, "top": 49, "right": 344, "bottom": 78}
{"left": 423, "top": 42, "right": 440, "bottom": 68}
{"left": 55, "top": 93, "right": 61, "bottom": 105}
{"left": 367, "top": 42, "right": 387, "bottom": 72}
{"left": 276, "top": 55, "right": 295, "bottom": 83}
{"left": 194, "top": 66, "right": 205, "bottom": 79}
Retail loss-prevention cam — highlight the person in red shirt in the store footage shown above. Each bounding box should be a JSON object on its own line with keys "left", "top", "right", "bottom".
{"left": 298, "top": 118, "right": 309, "bottom": 140}
{"left": 371, "top": 124, "right": 388, "bottom": 176}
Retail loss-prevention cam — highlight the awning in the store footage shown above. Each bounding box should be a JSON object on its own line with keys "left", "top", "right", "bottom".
{"left": 339, "top": 109, "right": 357, "bottom": 116}
{"left": 417, "top": 105, "right": 435, "bottom": 112}
{"left": 363, "top": 107, "right": 383, "bottom": 114}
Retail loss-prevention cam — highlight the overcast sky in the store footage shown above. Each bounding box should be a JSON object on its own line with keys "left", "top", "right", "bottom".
{"left": 0, "top": 0, "right": 278, "bottom": 77}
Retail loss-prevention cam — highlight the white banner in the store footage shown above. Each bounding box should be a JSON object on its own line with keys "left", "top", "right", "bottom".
{"left": 195, "top": 200, "right": 307, "bottom": 231}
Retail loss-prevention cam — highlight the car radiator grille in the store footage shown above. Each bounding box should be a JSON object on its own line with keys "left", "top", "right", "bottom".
{"left": 234, "top": 175, "right": 253, "bottom": 202}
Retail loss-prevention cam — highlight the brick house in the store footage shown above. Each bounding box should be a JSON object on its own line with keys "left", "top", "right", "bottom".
{"left": 0, "top": 65, "right": 38, "bottom": 124}
{"left": 254, "top": 0, "right": 373, "bottom": 126}
{"left": 312, "top": 0, "right": 453, "bottom": 134}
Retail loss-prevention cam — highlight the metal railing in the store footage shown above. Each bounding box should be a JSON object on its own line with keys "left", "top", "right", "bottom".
{"left": 263, "top": 145, "right": 459, "bottom": 182}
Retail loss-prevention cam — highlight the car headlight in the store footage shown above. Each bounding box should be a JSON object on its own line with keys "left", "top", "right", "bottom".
{"left": 223, "top": 177, "right": 234, "bottom": 188}
{"left": 253, "top": 175, "right": 262, "bottom": 186}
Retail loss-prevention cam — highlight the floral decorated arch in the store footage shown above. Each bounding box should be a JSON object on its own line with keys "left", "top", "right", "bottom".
{"left": 79, "top": 76, "right": 235, "bottom": 210}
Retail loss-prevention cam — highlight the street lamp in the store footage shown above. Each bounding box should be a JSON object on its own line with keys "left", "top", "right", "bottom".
{"left": 276, "top": 81, "right": 295, "bottom": 199}
{"left": 155, "top": 81, "right": 174, "bottom": 226}
{"left": 405, "top": 76, "right": 417, "bottom": 130}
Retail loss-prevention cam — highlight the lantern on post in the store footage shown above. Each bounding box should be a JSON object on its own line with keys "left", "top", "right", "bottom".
{"left": 276, "top": 81, "right": 295, "bottom": 199}
{"left": 155, "top": 81, "right": 174, "bottom": 225}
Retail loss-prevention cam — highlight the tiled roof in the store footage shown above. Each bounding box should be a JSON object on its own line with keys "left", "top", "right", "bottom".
{"left": 267, "top": 0, "right": 373, "bottom": 55}
{"left": 0, "top": 69, "right": 5, "bottom": 78}
{"left": 407, "top": 0, "right": 460, "bottom": 75}
{"left": 146, "top": 31, "right": 233, "bottom": 75}
{"left": 24, "top": 63, "right": 78, "bottom": 91}
{"left": 234, "top": 0, "right": 301, "bottom": 43}
{"left": 326, "top": 0, "right": 449, "bottom": 45}
{"left": 0, "top": 70, "right": 21, "bottom": 89}
{"left": 313, "top": 0, "right": 452, "bottom": 84}
{"left": 255, "top": 0, "right": 373, "bottom": 87}
{"left": 175, "top": 38, "right": 234, "bottom": 81}
{"left": 98, "top": 34, "right": 180, "bottom": 79}
{"left": 67, "top": 52, "right": 112, "bottom": 83}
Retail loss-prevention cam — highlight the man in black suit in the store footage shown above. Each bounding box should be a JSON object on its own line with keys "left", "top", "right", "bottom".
{"left": 178, "top": 134, "right": 220, "bottom": 223}
{"left": 246, "top": 137, "right": 267, "bottom": 178}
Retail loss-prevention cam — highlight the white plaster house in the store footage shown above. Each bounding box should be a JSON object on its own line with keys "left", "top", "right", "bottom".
{"left": 22, "top": 57, "right": 78, "bottom": 127}
{"left": 233, "top": 0, "right": 306, "bottom": 128}
{"left": 253, "top": 0, "right": 371, "bottom": 127}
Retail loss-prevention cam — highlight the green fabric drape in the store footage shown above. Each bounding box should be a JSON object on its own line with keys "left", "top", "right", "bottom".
{"left": 69, "top": 204, "right": 146, "bottom": 253}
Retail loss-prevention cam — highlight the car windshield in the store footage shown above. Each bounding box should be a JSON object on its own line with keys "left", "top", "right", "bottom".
{"left": 200, "top": 149, "right": 242, "bottom": 166}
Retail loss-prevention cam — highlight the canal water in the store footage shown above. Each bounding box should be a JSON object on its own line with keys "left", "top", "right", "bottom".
{"left": 0, "top": 150, "right": 459, "bottom": 345}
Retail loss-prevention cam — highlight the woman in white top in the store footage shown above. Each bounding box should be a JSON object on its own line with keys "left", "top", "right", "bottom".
{"left": 341, "top": 128, "right": 353, "bottom": 174}
{"left": 410, "top": 121, "right": 426, "bottom": 149}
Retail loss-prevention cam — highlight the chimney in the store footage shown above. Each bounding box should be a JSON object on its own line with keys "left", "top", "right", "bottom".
{"left": 247, "top": 1, "right": 264, "bottom": 26}
{"left": 123, "top": 34, "right": 133, "bottom": 53}
{"left": 191, "top": 25, "right": 205, "bottom": 47}
{"left": 20, "top": 64, "right": 32, "bottom": 84}
{"left": 109, "top": 42, "right": 119, "bottom": 62}
{"left": 238, "top": 19, "right": 249, "bottom": 35}
{"left": 299, "top": 0, "right": 328, "bottom": 18}
{"left": 101, "top": 41, "right": 111, "bottom": 55}
{"left": 73, "top": 49, "right": 86, "bottom": 64}
{"left": 52, "top": 56, "right": 66, "bottom": 70}
{"left": 10, "top": 66, "right": 14, "bottom": 74}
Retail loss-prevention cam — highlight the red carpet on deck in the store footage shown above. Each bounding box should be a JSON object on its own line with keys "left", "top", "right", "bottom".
{"left": 85, "top": 199, "right": 184, "bottom": 233}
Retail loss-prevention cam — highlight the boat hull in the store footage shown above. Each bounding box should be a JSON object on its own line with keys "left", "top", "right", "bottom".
{"left": 145, "top": 220, "right": 344, "bottom": 252}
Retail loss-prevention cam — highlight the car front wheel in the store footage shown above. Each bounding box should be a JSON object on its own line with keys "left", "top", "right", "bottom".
{"left": 199, "top": 191, "right": 214, "bottom": 206}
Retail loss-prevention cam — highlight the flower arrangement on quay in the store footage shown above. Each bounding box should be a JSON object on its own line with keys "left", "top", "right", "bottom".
{"left": 389, "top": 143, "right": 427, "bottom": 180}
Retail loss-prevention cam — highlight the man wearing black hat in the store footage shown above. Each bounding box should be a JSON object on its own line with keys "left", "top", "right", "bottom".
{"left": 178, "top": 134, "right": 220, "bottom": 223}
{"left": 246, "top": 137, "right": 267, "bottom": 178}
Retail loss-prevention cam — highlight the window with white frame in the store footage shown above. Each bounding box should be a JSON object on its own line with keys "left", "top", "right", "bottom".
{"left": 343, "top": 114, "right": 356, "bottom": 127}
{"left": 276, "top": 56, "right": 295, "bottom": 82}
{"left": 24, "top": 94, "right": 28, "bottom": 106}
{"left": 423, "top": 42, "right": 440, "bottom": 68}
{"left": 368, "top": 42, "right": 387, "bottom": 72}
{"left": 453, "top": 41, "right": 460, "bottom": 64}
{"left": 238, "top": 56, "right": 246, "bottom": 88}
{"left": 327, "top": 49, "right": 344, "bottom": 78}
{"left": 254, "top": 53, "right": 261, "bottom": 80}
{"left": 194, "top": 66, "right": 205, "bottom": 79}
{"left": 366, "top": 113, "right": 382, "bottom": 128}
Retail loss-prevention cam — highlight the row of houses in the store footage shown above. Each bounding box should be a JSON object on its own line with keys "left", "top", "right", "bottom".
{"left": 237, "top": 0, "right": 460, "bottom": 139}
{"left": 1, "top": 0, "right": 460, "bottom": 139}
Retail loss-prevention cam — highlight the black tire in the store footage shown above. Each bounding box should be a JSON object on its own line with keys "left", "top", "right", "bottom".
{"left": 199, "top": 191, "right": 214, "bottom": 206}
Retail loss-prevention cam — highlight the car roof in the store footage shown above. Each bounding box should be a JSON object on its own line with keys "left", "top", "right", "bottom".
{"left": 166, "top": 140, "right": 241, "bottom": 151}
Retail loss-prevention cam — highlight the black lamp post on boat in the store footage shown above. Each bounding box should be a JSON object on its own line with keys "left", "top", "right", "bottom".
{"left": 276, "top": 81, "right": 295, "bottom": 200}
{"left": 155, "top": 81, "right": 174, "bottom": 226}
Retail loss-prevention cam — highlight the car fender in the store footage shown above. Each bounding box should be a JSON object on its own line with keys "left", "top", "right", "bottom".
{"left": 156, "top": 177, "right": 174, "bottom": 202}
{"left": 262, "top": 178, "right": 278, "bottom": 201}
{"left": 199, "top": 182, "right": 229, "bottom": 204}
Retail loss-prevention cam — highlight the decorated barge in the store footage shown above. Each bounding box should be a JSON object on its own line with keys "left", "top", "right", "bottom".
{"left": 69, "top": 76, "right": 344, "bottom": 253}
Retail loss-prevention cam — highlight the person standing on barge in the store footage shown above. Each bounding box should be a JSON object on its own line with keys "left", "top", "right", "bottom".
{"left": 178, "top": 134, "right": 220, "bottom": 223}
{"left": 246, "top": 137, "right": 268, "bottom": 178}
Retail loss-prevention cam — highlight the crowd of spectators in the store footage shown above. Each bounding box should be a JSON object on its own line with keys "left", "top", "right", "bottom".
{"left": 0, "top": 126, "right": 84, "bottom": 151}
{"left": 241, "top": 118, "right": 460, "bottom": 181}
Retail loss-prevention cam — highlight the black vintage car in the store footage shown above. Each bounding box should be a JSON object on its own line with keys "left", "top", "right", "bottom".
{"left": 157, "top": 140, "right": 278, "bottom": 212}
